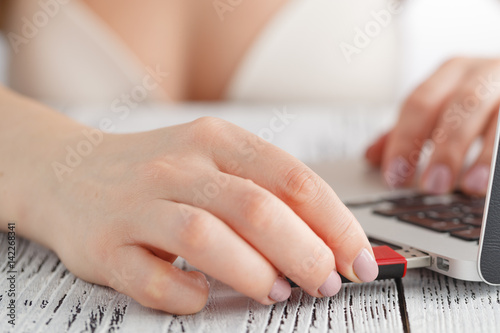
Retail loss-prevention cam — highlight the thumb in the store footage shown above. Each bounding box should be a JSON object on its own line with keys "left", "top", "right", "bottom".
{"left": 106, "top": 246, "right": 209, "bottom": 315}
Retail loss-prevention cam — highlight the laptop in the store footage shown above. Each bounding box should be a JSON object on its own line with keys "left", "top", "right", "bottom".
{"left": 308, "top": 120, "right": 500, "bottom": 285}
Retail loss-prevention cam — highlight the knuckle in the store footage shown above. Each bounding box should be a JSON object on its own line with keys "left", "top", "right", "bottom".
{"left": 404, "top": 90, "right": 438, "bottom": 115}
{"left": 140, "top": 269, "right": 207, "bottom": 314}
{"left": 141, "top": 271, "right": 173, "bottom": 308}
{"left": 458, "top": 84, "right": 481, "bottom": 104}
{"left": 184, "top": 117, "right": 233, "bottom": 150}
{"left": 240, "top": 189, "right": 277, "bottom": 230}
{"left": 136, "top": 160, "right": 173, "bottom": 183}
{"left": 301, "top": 252, "right": 330, "bottom": 278}
{"left": 443, "top": 131, "right": 469, "bottom": 150}
{"left": 188, "top": 117, "right": 230, "bottom": 143}
{"left": 86, "top": 229, "right": 135, "bottom": 286}
{"left": 442, "top": 56, "right": 469, "bottom": 69}
{"left": 332, "top": 221, "right": 357, "bottom": 249}
{"left": 176, "top": 210, "right": 212, "bottom": 252}
{"left": 325, "top": 208, "right": 358, "bottom": 248}
{"left": 434, "top": 141, "right": 465, "bottom": 166}
{"left": 192, "top": 116, "right": 227, "bottom": 129}
{"left": 285, "top": 248, "right": 334, "bottom": 287}
{"left": 279, "top": 165, "right": 326, "bottom": 206}
{"left": 86, "top": 225, "right": 121, "bottom": 266}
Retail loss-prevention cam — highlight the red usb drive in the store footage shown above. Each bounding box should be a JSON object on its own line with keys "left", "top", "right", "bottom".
{"left": 341, "top": 245, "right": 430, "bottom": 283}
{"left": 336, "top": 245, "right": 415, "bottom": 283}
{"left": 372, "top": 245, "right": 408, "bottom": 280}
{"left": 288, "top": 245, "right": 430, "bottom": 287}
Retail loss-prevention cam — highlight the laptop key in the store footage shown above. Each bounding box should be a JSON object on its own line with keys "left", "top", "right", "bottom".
{"left": 373, "top": 204, "right": 450, "bottom": 217}
{"left": 450, "top": 227, "right": 481, "bottom": 241}
{"left": 425, "top": 209, "right": 464, "bottom": 220}
{"left": 451, "top": 195, "right": 485, "bottom": 207}
{"left": 370, "top": 193, "right": 485, "bottom": 239}
{"left": 458, "top": 205, "right": 484, "bottom": 216}
{"left": 459, "top": 215, "right": 483, "bottom": 226}
{"left": 397, "top": 214, "right": 469, "bottom": 232}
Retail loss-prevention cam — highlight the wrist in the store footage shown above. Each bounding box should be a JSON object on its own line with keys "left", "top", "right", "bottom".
{"left": 0, "top": 104, "right": 87, "bottom": 247}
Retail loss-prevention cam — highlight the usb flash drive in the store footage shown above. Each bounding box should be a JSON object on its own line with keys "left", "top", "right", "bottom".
{"left": 365, "top": 245, "right": 431, "bottom": 281}
{"left": 288, "top": 245, "right": 431, "bottom": 287}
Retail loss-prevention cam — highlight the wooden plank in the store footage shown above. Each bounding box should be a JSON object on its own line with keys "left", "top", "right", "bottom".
{"left": 0, "top": 106, "right": 405, "bottom": 332}
{"left": 0, "top": 233, "right": 406, "bottom": 332}
{"left": 402, "top": 268, "right": 500, "bottom": 333}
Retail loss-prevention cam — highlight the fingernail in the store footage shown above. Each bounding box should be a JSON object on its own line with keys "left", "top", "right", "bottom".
{"left": 268, "top": 277, "right": 291, "bottom": 302}
{"left": 384, "top": 158, "right": 411, "bottom": 188}
{"left": 318, "top": 271, "right": 342, "bottom": 297}
{"left": 423, "top": 164, "right": 451, "bottom": 194}
{"left": 464, "top": 164, "right": 490, "bottom": 194}
{"left": 353, "top": 248, "right": 379, "bottom": 282}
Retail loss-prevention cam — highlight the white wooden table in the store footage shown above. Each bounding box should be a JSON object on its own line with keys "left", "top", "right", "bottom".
{"left": 1, "top": 104, "right": 499, "bottom": 333}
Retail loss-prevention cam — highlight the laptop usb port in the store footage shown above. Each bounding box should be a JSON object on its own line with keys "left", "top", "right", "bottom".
{"left": 436, "top": 257, "right": 450, "bottom": 271}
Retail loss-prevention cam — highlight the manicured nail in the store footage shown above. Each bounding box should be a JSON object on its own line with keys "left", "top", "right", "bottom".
{"left": 353, "top": 248, "right": 379, "bottom": 282}
{"left": 318, "top": 271, "right": 342, "bottom": 297}
{"left": 423, "top": 164, "right": 451, "bottom": 194}
{"left": 268, "top": 277, "right": 291, "bottom": 302}
{"left": 464, "top": 164, "right": 490, "bottom": 194}
{"left": 385, "top": 158, "right": 411, "bottom": 188}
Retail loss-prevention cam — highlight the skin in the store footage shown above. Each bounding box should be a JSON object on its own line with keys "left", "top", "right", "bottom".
{"left": 0, "top": 87, "right": 374, "bottom": 314}
{"left": 0, "top": 0, "right": 378, "bottom": 315}
{"left": 81, "top": 0, "right": 290, "bottom": 100}
{"left": 2, "top": 0, "right": 375, "bottom": 315}
{"left": 366, "top": 57, "right": 500, "bottom": 196}
{"left": 2, "top": 0, "right": 498, "bottom": 317}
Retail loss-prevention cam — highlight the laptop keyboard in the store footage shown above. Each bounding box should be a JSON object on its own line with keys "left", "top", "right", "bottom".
{"left": 372, "top": 192, "right": 484, "bottom": 242}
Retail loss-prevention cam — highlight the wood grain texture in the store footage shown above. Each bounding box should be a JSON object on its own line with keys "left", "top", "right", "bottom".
{"left": 402, "top": 269, "right": 500, "bottom": 333}
{"left": 0, "top": 233, "right": 405, "bottom": 333}
{"left": 5, "top": 105, "right": 500, "bottom": 332}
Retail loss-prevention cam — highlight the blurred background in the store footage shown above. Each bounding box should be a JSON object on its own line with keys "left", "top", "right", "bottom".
{"left": 1, "top": 0, "right": 500, "bottom": 106}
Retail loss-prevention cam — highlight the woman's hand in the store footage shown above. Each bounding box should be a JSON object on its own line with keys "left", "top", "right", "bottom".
{"left": 366, "top": 57, "right": 500, "bottom": 195}
{"left": 25, "top": 117, "right": 378, "bottom": 315}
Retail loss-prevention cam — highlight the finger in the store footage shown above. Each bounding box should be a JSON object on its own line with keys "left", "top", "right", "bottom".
{"left": 461, "top": 111, "right": 499, "bottom": 195}
{"left": 105, "top": 245, "right": 209, "bottom": 315}
{"left": 175, "top": 171, "right": 338, "bottom": 297}
{"left": 382, "top": 58, "right": 470, "bottom": 188}
{"left": 134, "top": 200, "right": 292, "bottom": 304}
{"left": 184, "top": 118, "right": 378, "bottom": 284}
{"left": 148, "top": 247, "right": 179, "bottom": 264}
{"left": 365, "top": 131, "right": 391, "bottom": 167}
{"left": 420, "top": 69, "right": 500, "bottom": 194}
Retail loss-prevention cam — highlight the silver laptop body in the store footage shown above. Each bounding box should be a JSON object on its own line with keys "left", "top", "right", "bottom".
{"left": 309, "top": 118, "right": 500, "bottom": 284}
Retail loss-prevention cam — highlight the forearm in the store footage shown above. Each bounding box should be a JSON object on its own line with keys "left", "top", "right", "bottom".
{"left": 0, "top": 86, "right": 86, "bottom": 238}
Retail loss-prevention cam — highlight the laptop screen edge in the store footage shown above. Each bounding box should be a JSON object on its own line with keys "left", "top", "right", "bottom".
{"left": 478, "top": 107, "right": 500, "bottom": 285}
